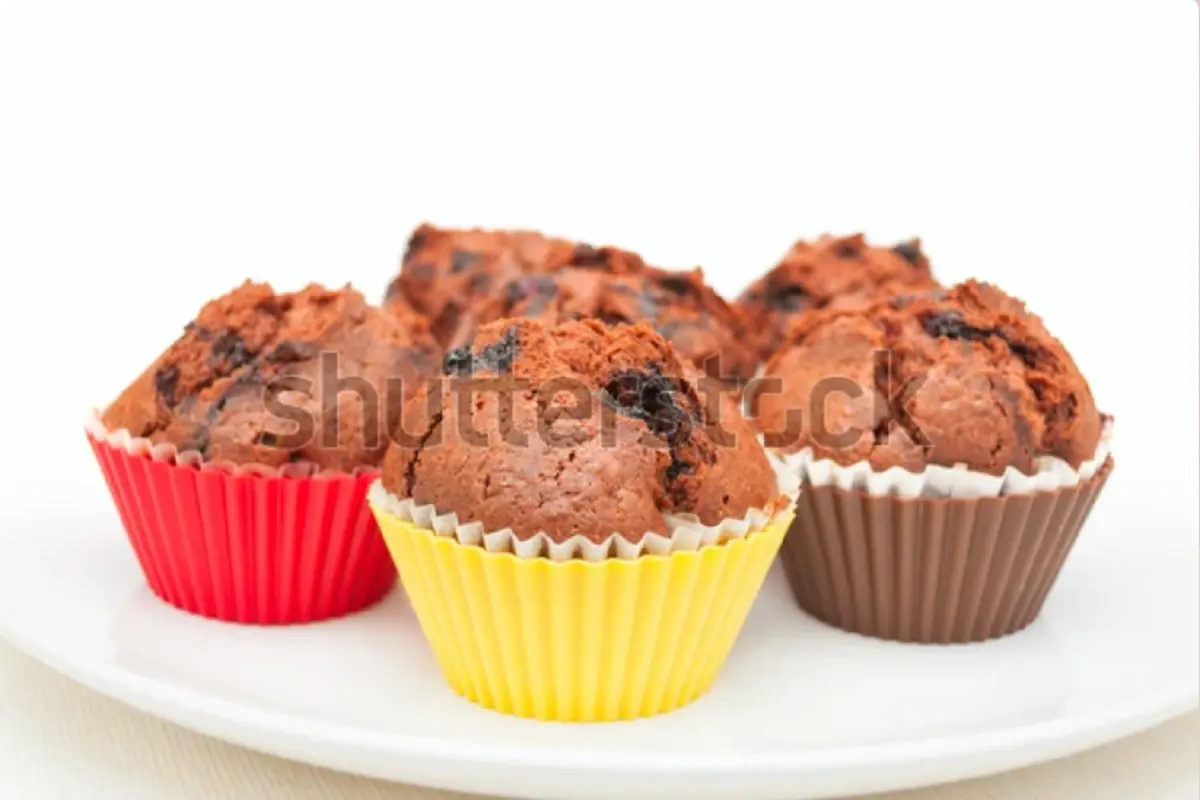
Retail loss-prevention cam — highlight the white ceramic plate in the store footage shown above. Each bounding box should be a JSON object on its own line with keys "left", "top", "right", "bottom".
{"left": 0, "top": 456, "right": 1195, "bottom": 800}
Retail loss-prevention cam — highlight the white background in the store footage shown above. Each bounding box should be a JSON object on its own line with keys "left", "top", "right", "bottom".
{"left": 0, "top": 1, "right": 1196, "bottom": 798}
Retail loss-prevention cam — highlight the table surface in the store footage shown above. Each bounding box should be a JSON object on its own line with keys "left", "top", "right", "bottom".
{"left": 1, "top": 641, "right": 1194, "bottom": 800}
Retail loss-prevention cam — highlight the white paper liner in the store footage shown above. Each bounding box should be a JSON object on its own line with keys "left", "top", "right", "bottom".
{"left": 85, "top": 409, "right": 374, "bottom": 479}
{"left": 772, "top": 419, "right": 1108, "bottom": 501}
{"left": 773, "top": 420, "right": 1113, "bottom": 499}
{"left": 368, "top": 480, "right": 792, "bottom": 563}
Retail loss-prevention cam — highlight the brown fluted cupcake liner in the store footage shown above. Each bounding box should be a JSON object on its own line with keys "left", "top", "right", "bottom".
{"left": 778, "top": 457, "right": 1113, "bottom": 643}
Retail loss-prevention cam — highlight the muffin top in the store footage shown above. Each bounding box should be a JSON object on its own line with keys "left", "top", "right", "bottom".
{"left": 102, "top": 281, "right": 441, "bottom": 471}
{"left": 738, "top": 233, "right": 939, "bottom": 361}
{"left": 384, "top": 223, "right": 646, "bottom": 346}
{"left": 754, "top": 280, "right": 1103, "bottom": 476}
{"left": 381, "top": 318, "right": 780, "bottom": 543}
{"left": 462, "top": 267, "right": 760, "bottom": 384}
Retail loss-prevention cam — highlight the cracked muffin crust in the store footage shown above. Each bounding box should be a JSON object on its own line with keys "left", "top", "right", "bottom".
{"left": 384, "top": 223, "right": 646, "bottom": 347}
{"left": 384, "top": 223, "right": 756, "bottom": 385}
{"left": 102, "top": 281, "right": 441, "bottom": 471}
{"left": 381, "top": 318, "right": 780, "bottom": 544}
{"left": 463, "top": 266, "right": 759, "bottom": 385}
{"left": 737, "top": 233, "right": 940, "bottom": 362}
{"left": 754, "top": 280, "right": 1103, "bottom": 476}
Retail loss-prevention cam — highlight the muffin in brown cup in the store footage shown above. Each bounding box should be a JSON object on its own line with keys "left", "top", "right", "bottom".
{"left": 737, "top": 233, "right": 940, "bottom": 364}
{"left": 755, "top": 280, "right": 1113, "bottom": 643}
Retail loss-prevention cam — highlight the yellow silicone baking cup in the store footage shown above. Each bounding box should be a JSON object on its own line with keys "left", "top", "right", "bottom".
{"left": 370, "top": 503, "right": 792, "bottom": 722}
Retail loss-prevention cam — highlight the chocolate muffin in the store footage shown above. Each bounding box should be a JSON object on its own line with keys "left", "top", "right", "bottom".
{"left": 384, "top": 223, "right": 646, "bottom": 347}
{"left": 103, "top": 281, "right": 441, "bottom": 472}
{"left": 756, "top": 280, "right": 1103, "bottom": 475}
{"left": 381, "top": 317, "right": 780, "bottom": 544}
{"left": 463, "top": 266, "right": 760, "bottom": 384}
{"left": 757, "top": 279, "right": 1113, "bottom": 643}
{"left": 738, "top": 233, "right": 940, "bottom": 362}
{"left": 368, "top": 317, "right": 796, "bottom": 720}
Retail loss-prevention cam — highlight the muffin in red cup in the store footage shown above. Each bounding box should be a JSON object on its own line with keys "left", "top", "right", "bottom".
{"left": 88, "top": 281, "right": 440, "bottom": 624}
{"left": 737, "top": 233, "right": 941, "bottom": 365}
{"left": 755, "top": 280, "right": 1113, "bottom": 643}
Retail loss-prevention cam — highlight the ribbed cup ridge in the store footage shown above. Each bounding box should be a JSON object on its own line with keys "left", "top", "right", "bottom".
{"left": 371, "top": 504, "right": 792, "bottom": 721}
{"left": 778, "top": 458, "right": 1112, "bottom": 643}
{"left": 88, "top": 433, "right": 397, "bottom": 624}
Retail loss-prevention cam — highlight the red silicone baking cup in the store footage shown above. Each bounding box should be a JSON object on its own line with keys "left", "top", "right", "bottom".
{"left": 87, "top": 432, "right": 397, "bottom": 624}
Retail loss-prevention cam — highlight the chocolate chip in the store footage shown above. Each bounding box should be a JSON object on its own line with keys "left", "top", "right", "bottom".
{"left": 922, "top": 310, "right": 1038, "bottom": 366}
{"left": 402, "top": 230, "right": 427, "bottom": 263}
{"left": 504, "top": 276, "right": 557, "bottom": 313}
{"left": 451, "top": 250, "right": 480, "bottom": 273}
{"left": 267, "top": 340, "right": 318, "bottom": 363}
{"left": 205, "top": 370, "right": 260, "bottom": 423}
{"left": 598, "top": 312, "right": 632, "bottom": 326}
{"left": 835, "top": 241, "right": 860, "bottom": 258}
{"left": 209, "top": 330, "right": 255, "bottom": 369}
{"left": 409, "top": 262, "right": 435, "bottom": 280}
{"left": 892, "top": 240, "right": 923, "bottom": 266}
{"left": 665, "top": 455, "right": 693, "bottom": 481}
{"left": 602, "top": 367, "right": 699, "bottom": 483}
{"left": 442, "top": 346, "right": 474, "bottom": 377}
{"left": 255, "top": 430, "right": 280, "bottom": 447}
{"left": 571, "top": 243, "right": 608, "bottom": 267}
{"left": 766, "top": 284, "right": 810, "bottom": 311}
{"left": 441, "top": 326, "right": 520, "bottom": 377}
{"left": 922, "top": 310, "right": 973, "bottom": 339}
{"left": 1005, "top": 340, "right": 1039, "bottom": 368}
{"left": 468, "top": 273, "right": 493, "bottom": 294}
{"left": 656, "top": 275, "right": 694, "bottom": 296}
{"left": 602, "top": 368, "right": 694, "bottom": 442}
{"left": 475, "top": 326, "right": 520, "bottom": 374}
{"left": 183, "top": 322, "right": 213, "bottom": 340}
{"left": 153, "top": 365, "right": 180, "bottom": 405}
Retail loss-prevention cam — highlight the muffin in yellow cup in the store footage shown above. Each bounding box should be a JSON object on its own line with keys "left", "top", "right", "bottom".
{"left": 369, "top": 318, "right": 794, "bottom": 722}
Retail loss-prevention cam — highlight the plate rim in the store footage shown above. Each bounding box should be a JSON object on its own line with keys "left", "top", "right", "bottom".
{"left": 0, "top": 564, "right": 1195, "bottom": 800}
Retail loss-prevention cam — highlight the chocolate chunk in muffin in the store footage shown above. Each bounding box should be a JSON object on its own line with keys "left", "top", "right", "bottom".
{"left": 102, "top": 281, "right": 441, "bottom": 471}
{"left": 754, "top": 279, "right": 1103, "bottom": 476}
{"left": 737, "top": 233, "right": 940, "bottom": 362}
{"left": 382, "top": 318, "right": 780, "bottom": 543}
